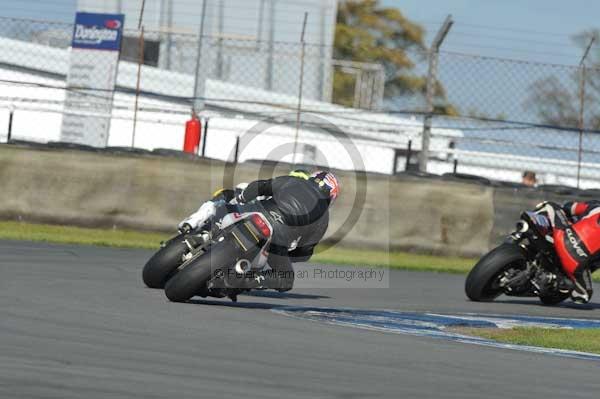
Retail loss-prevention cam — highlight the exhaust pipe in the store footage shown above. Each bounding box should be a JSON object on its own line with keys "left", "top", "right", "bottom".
{"left": 234, "top": 259, "right": 252, "bottom": 274}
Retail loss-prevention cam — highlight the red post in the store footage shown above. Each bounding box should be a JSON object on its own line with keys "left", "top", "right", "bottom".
{"left": 183, "top": 110, "right": 202, "bottom": 154}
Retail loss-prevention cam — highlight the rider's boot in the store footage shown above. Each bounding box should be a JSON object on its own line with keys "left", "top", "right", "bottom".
{"left": 243, "top": 272, "right": 267, "bottom": 289}
{"left": 571, "top": 267, "right": 593, "bottom": 303}
{"left": 224, "top": 269, "right": 267, "bottom": 290}
{"left": 233, "top": 270, "right": 291, "bottom": 292}
{"left": 227, "top": 254, "right": 294, "bottom": 292}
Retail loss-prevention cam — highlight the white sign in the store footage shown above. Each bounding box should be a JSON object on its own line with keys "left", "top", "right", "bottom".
{"left": 61, "top": 13, "right": 124, "bottom": 147}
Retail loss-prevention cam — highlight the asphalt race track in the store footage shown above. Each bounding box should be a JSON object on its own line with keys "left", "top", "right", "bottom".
{"left": 2, "top": 240, "right": 600, "bottom": 398}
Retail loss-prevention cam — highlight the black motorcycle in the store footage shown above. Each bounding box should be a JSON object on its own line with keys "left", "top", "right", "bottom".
{"left": 465, "top": 210, "right": 596, "bottom": 305}
{"left": 142, "top": 210, "right": 274, "bottom": 302}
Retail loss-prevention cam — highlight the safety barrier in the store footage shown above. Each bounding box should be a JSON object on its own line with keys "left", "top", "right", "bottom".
{"left": 0, "top": 144, "right": 584, "bottom": 256}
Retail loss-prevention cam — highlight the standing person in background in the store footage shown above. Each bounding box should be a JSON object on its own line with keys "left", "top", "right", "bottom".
{"left": 522, "top": 171, "right": 537, "bottom": 187}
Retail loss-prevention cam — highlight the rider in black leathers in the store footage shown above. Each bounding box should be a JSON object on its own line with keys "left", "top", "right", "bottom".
{"left": 179, "top": 170, "right": 339, "bottom": 292}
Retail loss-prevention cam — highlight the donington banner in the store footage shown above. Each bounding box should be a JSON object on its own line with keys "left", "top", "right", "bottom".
{"left": 61, "top": 12, "right": 124, "bottom": 147}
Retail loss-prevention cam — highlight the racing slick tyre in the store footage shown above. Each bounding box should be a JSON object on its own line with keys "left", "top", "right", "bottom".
{"left": 142, "top": 234, "right": 188, "bottom": 289}
{"left": 164, "top": 240, "right": 237, "bottom": 302}
{"left": 465, "top": 243, "right": 527, "bottom": 302}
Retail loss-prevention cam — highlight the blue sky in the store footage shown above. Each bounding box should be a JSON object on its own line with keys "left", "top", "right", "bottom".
{"left": 3, "top": 0, "right": 76, "bottom": 22}
{"left": 383, "top": 0, "right": 600, "bottom": 65}
{"left": 3, "top": 0, "right": 600, "bottom": 65}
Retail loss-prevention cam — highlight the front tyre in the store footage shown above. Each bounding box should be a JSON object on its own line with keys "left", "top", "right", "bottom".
{"left": 465, "top": 243, "right": 527, "bottom": 302}
{"left": 164, "top": 240, "right": 238, "bottom": 302}
{"left": 142, "top": 234, "right": 188, "bottom": 289}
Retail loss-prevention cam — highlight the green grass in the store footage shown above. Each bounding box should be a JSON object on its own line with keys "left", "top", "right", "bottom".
{"left": 0, "top": 221, "right": 168, "bottom": 250}
{"left": 0, "top": 220, "right": 476, "bottom": 271}
{"left": 0, "top": 221, "right": 598, "bottom": 281}
{"left": 312, "top": 247, "right": 475, "bottom": 273}
{"left": 456, "top": 327, "right": 600, "bottom": 355}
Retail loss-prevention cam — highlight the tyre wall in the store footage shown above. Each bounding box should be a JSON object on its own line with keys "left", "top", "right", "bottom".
{"left": 0, "top": 145, "right": 579, "bottom": 256}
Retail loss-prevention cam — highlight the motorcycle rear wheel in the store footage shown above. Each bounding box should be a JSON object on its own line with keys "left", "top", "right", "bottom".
{"left": 465, "top": 243, "right": 527, "bottom": 302}
{"left": 164, "top": 240, "right": 237, "bottom": 302}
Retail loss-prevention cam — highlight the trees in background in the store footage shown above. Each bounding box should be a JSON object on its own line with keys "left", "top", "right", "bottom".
{"left": 525, "top": 30, "right": 600, "bottom": 129}
{"left": 333, "top": 0, "right": 456, "bottom": 115}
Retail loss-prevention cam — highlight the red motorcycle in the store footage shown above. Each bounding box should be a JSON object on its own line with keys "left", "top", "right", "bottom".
{"left": 465, "top": 211, "right": 597, "bottom": 305}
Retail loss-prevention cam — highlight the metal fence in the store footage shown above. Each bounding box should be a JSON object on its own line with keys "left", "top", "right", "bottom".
{"left": 432, "top": 50, "right": 600, "bottom": 188}
{"left": 2, "top": 16, "right": 600, "bottom": 188}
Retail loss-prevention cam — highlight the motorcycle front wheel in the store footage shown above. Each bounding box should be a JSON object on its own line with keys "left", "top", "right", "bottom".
{"left": 142, "top": 234, "right": 188, "bottom": 289}
{"left": 465, "top": 243, "right": 527, "bottom": 302}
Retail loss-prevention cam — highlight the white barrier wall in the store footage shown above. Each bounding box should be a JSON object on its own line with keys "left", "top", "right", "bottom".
{"left": 0, "top": 65, "right": 400, "bottom": 173}
{"left": 0, "top": 108, "right": 9, "bottom": 141}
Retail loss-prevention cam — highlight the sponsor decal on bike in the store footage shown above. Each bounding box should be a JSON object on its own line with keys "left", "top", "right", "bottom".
{"left": 218, "top": 212, "right": 245, "bottom": 230}
{"left": 566, "top": 228, "right": 588, "bottom": 259}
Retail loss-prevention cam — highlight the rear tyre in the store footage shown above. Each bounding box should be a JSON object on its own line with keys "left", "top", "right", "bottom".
{"left": 164, "top": 240, "right": 237, "bottom": 302}
{"left": 142, "top": 235, "right": 188, "bottom": 289}
{"left": 465, "top": 243, "right": 527, "bottom": 302}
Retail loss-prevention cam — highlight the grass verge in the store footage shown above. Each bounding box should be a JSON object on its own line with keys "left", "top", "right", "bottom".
{"left": 0, "top": 220, "right": 475, "bottom": 271}
{"left": 312, "top": 247, "right": 475, "bottom": 273}
{"left": 1, "top": 221, "right": 599, "bottom": 280}
{"left": 455, "top": 327, "right": 600, "bottom": 355}
{"left": 0, "top": 221, "right": 167, "bottom": 250}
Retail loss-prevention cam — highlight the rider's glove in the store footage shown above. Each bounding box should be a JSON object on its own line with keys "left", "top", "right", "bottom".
{"left": 233, "top": 182, "right": 249, "bottom": 204}
{"left": 235, "top": 190, "right": 246, "bottom": 205}
{"left": 178, "top": 201, "right": 217, "bottom": 232}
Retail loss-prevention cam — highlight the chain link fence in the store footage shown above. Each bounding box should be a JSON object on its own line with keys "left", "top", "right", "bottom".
{"left": 431, "top": 50, "right": 600, "bottom": 188}
{"left": 1, "top": 16, "right": 600, "bottom": 189}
